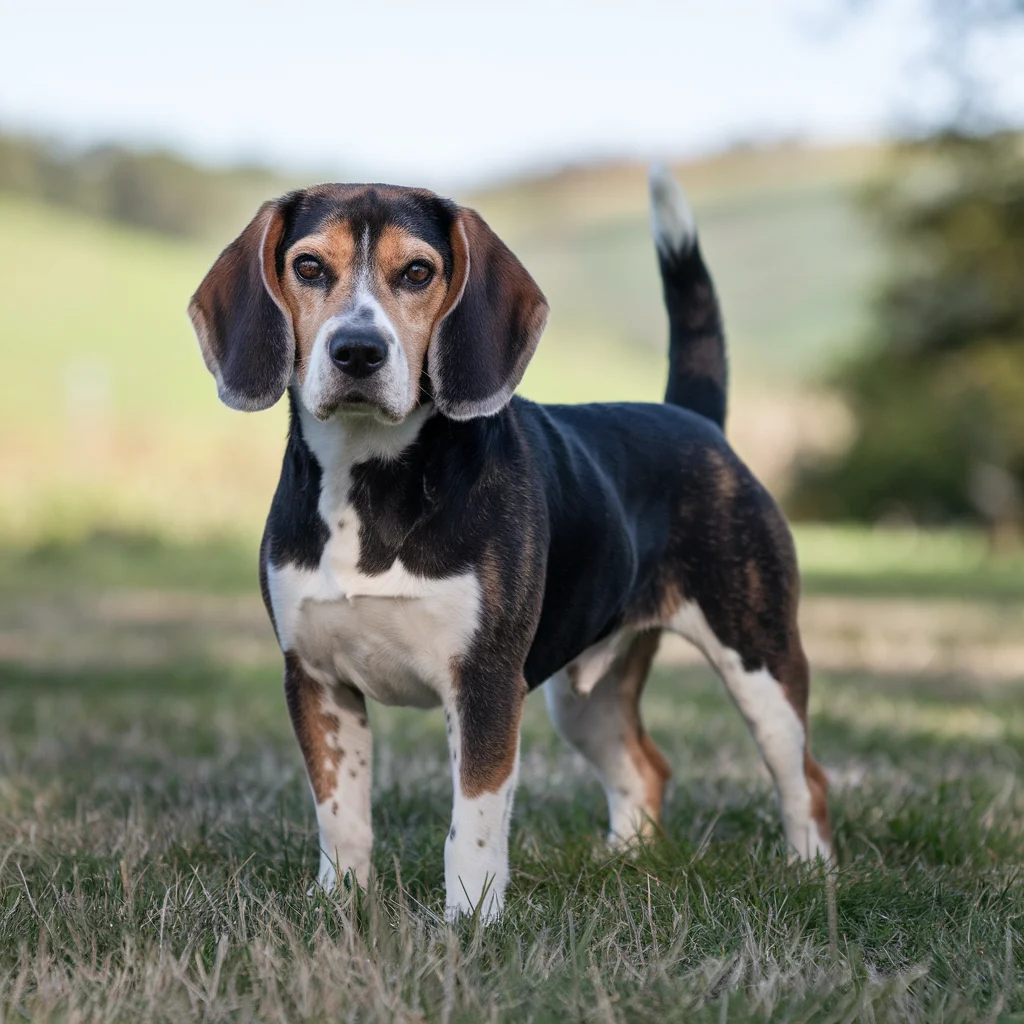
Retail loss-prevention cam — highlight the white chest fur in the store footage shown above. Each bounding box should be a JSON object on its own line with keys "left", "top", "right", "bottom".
{"left": 265, "top": 405, "right": 482, "bottom": 708}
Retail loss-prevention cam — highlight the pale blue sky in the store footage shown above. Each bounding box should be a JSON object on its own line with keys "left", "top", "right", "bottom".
{"left": 2, "top": 0, "right": 1023, "bottom": 187}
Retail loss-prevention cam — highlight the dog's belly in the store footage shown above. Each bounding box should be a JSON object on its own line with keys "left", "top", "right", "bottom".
{"left": 266, "top": 556, "right": 482, "bottom": 708}
{"left": 563, "top": 629, "right": 637, "bottom": 696}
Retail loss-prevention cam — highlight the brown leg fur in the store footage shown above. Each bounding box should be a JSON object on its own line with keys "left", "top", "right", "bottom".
{"left": 620, "top": 631, "right": 673, "bottom": 832}
{"left": 284, "top": 654, "right": 374, "bottom": 888}
{"left": 783, "top": 638, "right": 833, "bottom": 848}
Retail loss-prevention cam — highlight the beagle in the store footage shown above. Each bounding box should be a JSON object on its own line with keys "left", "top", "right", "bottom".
{"left": 188, "top": 168, "right": 831, "bottom": 921}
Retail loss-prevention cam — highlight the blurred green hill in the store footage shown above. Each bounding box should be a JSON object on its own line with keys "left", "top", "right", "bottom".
{"left": 0, "top": 137, "right": 885, "bottom": 540}
{"left": 476, "top": 144, "right": 883, "bottom": 396}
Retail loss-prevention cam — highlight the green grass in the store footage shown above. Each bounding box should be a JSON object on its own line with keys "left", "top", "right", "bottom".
{"left": 0, "top": 197, "right": 221, "bottom": 423}
{"left": 5, "top": 524, "right": 1023, "bottom": 601}
{"left": 798, "top": 525, "right": 1024, "bottom": 601}
{"left": 1, "top": 534, "right": 1023, "bottom": 1021}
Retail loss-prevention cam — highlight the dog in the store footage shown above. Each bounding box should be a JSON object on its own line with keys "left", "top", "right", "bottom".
{"left": 188, "top": 167, "right": 831, "bottom": 921}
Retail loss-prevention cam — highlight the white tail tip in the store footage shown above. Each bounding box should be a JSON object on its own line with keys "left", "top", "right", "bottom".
{"left": 648, "top": 164, "right": 696, "bottom": 256}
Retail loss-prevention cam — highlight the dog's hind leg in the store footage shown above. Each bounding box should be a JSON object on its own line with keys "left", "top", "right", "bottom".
{"left": 667, "top": 603, "right": 832, "bottom": 863}
{"left": 649, "top": 440, "right": 832, "bottom": 862}
{"left": 545, "top": 630, "right": 671, "bottom": 848}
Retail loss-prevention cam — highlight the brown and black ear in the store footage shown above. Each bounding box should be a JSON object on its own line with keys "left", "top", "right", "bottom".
{"left": 187, "top": 199, "right": 294, "bottom": 411}
{"left": 428, "top": 208, "right": 549, "bottom": 420}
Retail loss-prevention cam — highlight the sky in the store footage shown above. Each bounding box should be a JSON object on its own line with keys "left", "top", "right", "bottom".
{"left": 2, "top": 0, "right": 1024, "bottom": 188}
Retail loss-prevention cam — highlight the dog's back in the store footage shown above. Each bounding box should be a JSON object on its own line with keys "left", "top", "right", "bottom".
{"left": 515, "top": 169, "right": 736, "bottom": 686}
{"left": 522, "top": 174, "right": 830, "bottom": 871}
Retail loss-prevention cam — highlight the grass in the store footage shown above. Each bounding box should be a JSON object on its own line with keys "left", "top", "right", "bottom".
{"left": 5, "top": 523, "right": 1024, "bottom": 601}
{"left": 797, "top": 525, "right": 1024, "bottom": 601}
{"left": 1, "top": 533, "right": 1023, "bottom": 1021}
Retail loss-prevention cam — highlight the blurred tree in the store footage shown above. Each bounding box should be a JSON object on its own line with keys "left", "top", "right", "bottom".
{"left": 790, "top": 2, "right": 1024, "bottom": 539}
{"left": 0, "top": 132, "right": 289, "bottom": 239}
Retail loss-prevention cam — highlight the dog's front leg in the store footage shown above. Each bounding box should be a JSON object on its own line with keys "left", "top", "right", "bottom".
{"left": 284, "top": 654, "right": 373, "bottom": 891}
{"left": 443, "top": 678, "right": 525, "bottom": 922}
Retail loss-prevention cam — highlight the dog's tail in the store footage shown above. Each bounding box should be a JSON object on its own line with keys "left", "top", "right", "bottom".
{"left": 648, "top": 165, "right": 727, "bottom": 429}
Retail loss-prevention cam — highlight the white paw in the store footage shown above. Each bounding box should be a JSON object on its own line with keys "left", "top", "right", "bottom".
{"left": 605, "top": 831, "right": 645, "bottom": 857}
{"left": 309, "top": 850, "right": 369, "bottom": 896}
{"left": 788, "top": 825, "right": 834, "bottom": 865}
{"left": 307, "top": 864, "right": 340, "bottom": 897}
{"left": 605, "top": 813, "right": 659, "bottom": 856}
{"left": 320, "top": 860, "right": 339, "bottom": 889}
{"left": 445, "top": 887, "right": 504, "bottom": 924}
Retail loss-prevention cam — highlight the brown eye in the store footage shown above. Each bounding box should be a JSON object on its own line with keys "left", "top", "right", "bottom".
{"left": 402, "top": 260, "right": 433, "bottom": 286}
{"left": 294, "top": 256, "right": 324, "bottom": 281}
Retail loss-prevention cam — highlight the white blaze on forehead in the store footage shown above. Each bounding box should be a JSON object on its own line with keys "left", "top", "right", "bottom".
{"left": 297, "top": 226, "right": 417, "bottom": 420}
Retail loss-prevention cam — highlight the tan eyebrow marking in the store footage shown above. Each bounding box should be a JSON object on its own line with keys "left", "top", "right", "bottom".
{"left": 370, "top": 223, "right": 447, "bottom": 395}
{"left": 279, "top": 222, "right": 360, "bottom": 381}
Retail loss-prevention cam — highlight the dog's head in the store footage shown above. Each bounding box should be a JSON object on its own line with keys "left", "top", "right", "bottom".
{"left": 188, "top": 184, "right": 548, "bottom": 423}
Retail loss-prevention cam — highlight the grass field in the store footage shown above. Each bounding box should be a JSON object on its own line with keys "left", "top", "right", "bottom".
{"left": 1, "top": 531, "right": 1022, "bottom": 1022}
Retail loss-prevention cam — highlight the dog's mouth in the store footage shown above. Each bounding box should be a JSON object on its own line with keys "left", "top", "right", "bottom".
{"left": 313, "top": 391, "right": 407, "bottom": 426}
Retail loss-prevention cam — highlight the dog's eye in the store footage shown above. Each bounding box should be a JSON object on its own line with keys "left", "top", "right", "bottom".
{"left": 402, "top": 261, "right": 433, "bottom": 287}
{"left": 294, "top": 256, "right": 324, "bottom": 282}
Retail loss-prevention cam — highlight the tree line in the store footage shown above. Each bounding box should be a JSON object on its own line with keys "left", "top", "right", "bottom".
{"left": 0, "top": 131, "right": 290, "bottom": 239}
{"left": 792, "top": 1, "right": 1024, "bottom": 534}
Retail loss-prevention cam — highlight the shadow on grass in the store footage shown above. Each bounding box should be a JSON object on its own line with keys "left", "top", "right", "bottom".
{"left": 6, "top": 526, "right": 1024, "bottom": 601}
{"left": 644, "top": 664, "right": 1024, "bottom": 754}
{"left": 2, "top": 650, "right": 1021, "bottom": 1012}
{"left": 2, "top": 627, "right": 1021, "bottom": 944}
{"left": 0, "top": 656, "right": 277, "bottom": 698}
{"left": 2, "top": 527, "right": 257, "bottom": 594}
{"left": 3, "top": 656, "right": 1021, "bottom": 779}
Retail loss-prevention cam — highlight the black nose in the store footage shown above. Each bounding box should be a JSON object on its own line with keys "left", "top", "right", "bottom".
{"left": 327, "top": 328, "right": 388, "bottom": 378}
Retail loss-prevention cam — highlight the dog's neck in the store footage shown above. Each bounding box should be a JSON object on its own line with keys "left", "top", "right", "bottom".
{"left": 293, "top": 394, "right": 436, "bottom": 515}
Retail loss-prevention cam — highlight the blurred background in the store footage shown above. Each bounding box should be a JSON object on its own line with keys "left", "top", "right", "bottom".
{"left": 1, "top": 0, "right": 1023, "bottom": 711}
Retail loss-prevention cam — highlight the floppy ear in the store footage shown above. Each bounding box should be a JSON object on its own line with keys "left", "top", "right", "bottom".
{"left": 428, "top": 208, "right": 549, "bottom": 420}
{"left": 187, "top": 199, "right": 294, "bottom": 411}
